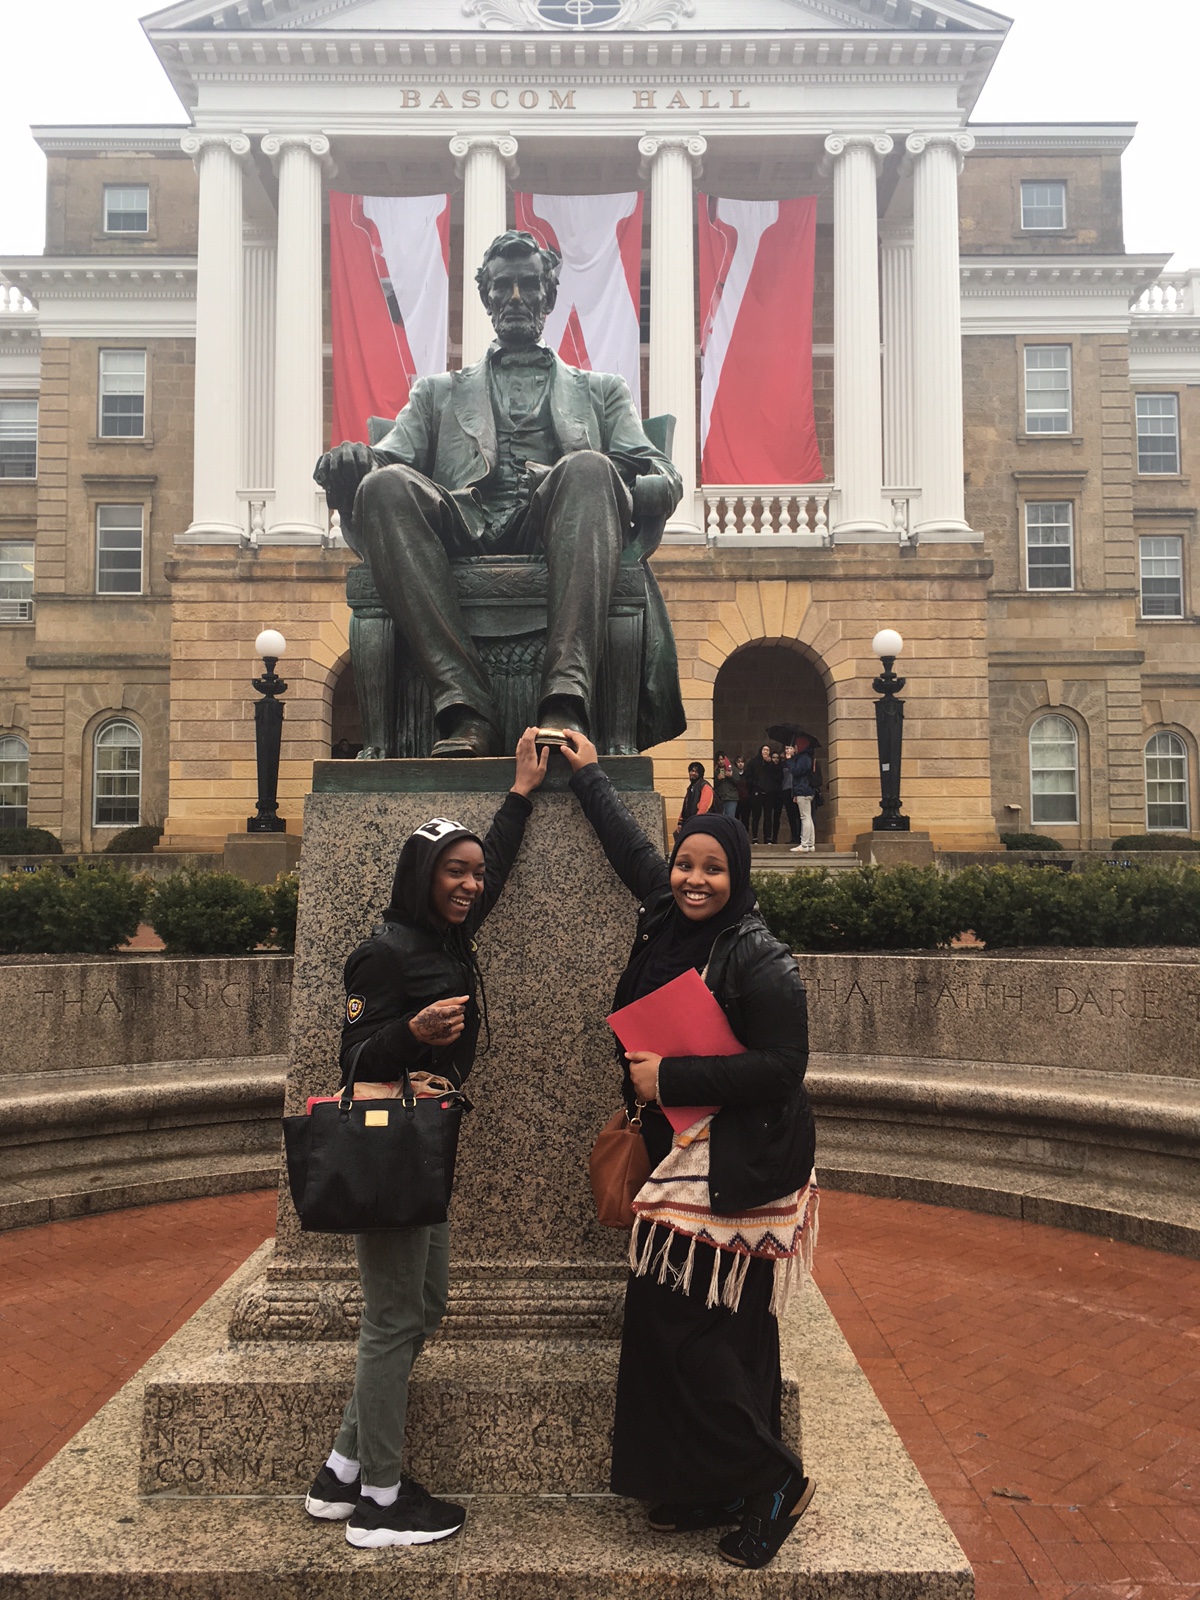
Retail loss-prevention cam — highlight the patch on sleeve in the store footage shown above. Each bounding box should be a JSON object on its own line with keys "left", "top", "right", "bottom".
{"left": 346, "top": 994, "right": 365, "bottom": 1024}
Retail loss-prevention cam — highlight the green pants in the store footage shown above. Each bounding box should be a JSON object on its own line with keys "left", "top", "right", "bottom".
{"left": 333, "top": 1222, "right": 450, "bottom": 1486}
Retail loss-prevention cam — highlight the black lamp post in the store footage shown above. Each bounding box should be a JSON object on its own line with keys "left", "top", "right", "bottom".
{"left": 248, "top": 628, "right": 288, "bottom": 834}
{"left": 871, "top": 627, "right": 910, "bottom": 833}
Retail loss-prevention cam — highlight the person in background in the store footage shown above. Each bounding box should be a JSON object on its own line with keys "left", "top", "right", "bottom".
{"left": 734, "top": 757, "right": 751, "bottom": 831}
{"left": 713, "top": 756, "right": 739, "bottom": 818}
{"left": 676, "top": 761, "right": 715, "bottom": 837}
{"left": 788, "top": 742, "right": 817, "bottom": 853}
{"left": 780, "top": 745, "right": 798, "bottom": 846}
{"left": 745, "top": 744, "right": 783, "bottom": 845}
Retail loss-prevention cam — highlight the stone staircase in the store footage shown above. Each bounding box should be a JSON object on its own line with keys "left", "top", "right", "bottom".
{"left": 751, "top": 843, "right": 861, "bottom": 875}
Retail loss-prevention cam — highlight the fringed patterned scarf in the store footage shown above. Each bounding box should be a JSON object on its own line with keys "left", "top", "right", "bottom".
{"left": 629, "top": 1116, "right": 818, "bottom": 1317}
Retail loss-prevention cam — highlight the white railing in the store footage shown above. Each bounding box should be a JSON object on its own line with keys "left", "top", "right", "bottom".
{"left": 1132, "top": 272, "right": 1200, "bottom": 317}
{"left": 0, "top": 283, "right": 36, "bottom": 317}
{"left": 703, "top": 486, "right": 835, "bottom": 547}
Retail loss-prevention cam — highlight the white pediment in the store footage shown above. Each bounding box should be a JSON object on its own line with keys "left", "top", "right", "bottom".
{"left": 142, "top": 0, "right": 1011, "bottom": 34}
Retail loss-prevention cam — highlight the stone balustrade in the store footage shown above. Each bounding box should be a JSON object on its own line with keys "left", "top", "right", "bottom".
{"left": 1132, "top": 271, "right": 1200, "bottom": 316}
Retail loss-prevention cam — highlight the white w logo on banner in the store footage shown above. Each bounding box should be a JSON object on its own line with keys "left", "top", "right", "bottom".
{"left": 515, "top": 192, "right": 644, "bottom": 409}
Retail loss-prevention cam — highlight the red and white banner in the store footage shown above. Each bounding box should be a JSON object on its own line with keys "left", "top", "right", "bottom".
{"left": 698, "top": 196, "right": 822, "bottom": 486}
{"left": 514, "top": 191, "right": 644, "bottom": 408}
{"left": 329, "top": 191, "right": 450, "bottom": 447}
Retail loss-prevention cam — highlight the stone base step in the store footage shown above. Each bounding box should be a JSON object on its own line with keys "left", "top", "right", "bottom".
{"left": 0, "top": 1151, "right": 277, "bottom": 1232}
{"left": 751, "top": 847, "right": 861, "bottom": 875}
{"left": 0, "top": 1247, "right": 970, "bottom": 1600}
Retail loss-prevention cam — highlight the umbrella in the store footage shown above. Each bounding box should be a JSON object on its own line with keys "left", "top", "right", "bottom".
{"left": 766, "top": 724, "right": 822, "bottom": 749}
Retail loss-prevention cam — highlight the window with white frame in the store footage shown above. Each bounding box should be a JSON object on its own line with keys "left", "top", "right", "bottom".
{"left": 0, "top": 541, "right": 34, "bottom": 623}
{"left": 1030, "top": 714, "right": 1079, "bottom": 826}
{"left": 98, "top": 350, "right": 146, "bottom": 439}
{"left": 103, "top": 185, "right": 149, "bottom": 234}
{"left": 96, "top": 505, "right": 144, "bottom": 595}
{"left": 0, "top": 400, "right": 37, "bottom": 478}
{"left": 0, "top": 735, "right": 29, "bottom": 829}
{"left": 1145, "top": 732, "right": 1190, "bottom": 832}
{"left": 1024, "top": 347, "right": 1072, "bottom": 434}
{"left": 1021, "top": 181, "right": 1066, "bottom": 230}
{"left": 1136, "top": 395, "right": 1181, "bottom": 475}
{"left": 1139, "top": 535, "right": 1184, "bottom": 619}
{"left": 93, "top": 720, "right": 141, "bottom": 827}
{"left": 1025, "top": 502, "right": 1075, "bottom": 591}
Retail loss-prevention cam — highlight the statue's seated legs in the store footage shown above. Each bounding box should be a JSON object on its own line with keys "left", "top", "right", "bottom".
{"left": 354, "top": 452, "right": 632, "bottom": 752}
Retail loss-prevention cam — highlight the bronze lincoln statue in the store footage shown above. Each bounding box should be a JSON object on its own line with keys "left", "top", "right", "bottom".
{"left": 315, "top": 230, "right": 686, "bottom": 757}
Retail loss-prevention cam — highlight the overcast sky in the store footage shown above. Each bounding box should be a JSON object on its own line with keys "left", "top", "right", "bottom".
{"left": 2, "top": 0, "right": 1197, "bottom": 268}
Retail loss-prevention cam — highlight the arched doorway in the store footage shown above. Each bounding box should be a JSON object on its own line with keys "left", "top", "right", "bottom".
{"left": 713, "top": 644, "right": 832, "bottom": 842}
{"left": 330, "top": 659, "right": 363, "bottom": 758}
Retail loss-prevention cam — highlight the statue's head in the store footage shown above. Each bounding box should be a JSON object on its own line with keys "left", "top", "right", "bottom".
{"left": 476, "top": 230, "right": 562, "bottom": 348}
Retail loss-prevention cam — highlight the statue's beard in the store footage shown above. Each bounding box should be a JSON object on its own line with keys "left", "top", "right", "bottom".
{"left": 493, "top": 305, "right": 547, "bottom": 348}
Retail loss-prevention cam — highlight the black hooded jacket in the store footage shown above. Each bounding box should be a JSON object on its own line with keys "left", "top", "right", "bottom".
{"left": 338, "top": 791, "right": 532, "bottom": 1087}
{"left": 569, "top": 763, "right": 814, "bottom": 1216}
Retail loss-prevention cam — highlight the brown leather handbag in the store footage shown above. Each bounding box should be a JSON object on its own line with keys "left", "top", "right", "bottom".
{"left": 588, "top": 1102, "right": 651, "bottom": 1229}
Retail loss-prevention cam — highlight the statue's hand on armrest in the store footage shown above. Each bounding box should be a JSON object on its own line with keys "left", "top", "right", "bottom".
{"left": 313, "top": 441, "right": 378, "bottom": 507}
{"left": 632, "top": 474, "right": 675, "bottom": 521}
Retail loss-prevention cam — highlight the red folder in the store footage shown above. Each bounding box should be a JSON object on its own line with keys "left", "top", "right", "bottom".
{"left": 607, "top": 967, "right": 743, "bottom": 1135}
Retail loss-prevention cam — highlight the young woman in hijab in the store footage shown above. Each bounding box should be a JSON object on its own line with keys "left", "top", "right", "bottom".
{"left": 562, "top": 731, "right": 817, "bottom": 1570}
{"left": 304, "top": 728, "right": 547, "bottom": 1550}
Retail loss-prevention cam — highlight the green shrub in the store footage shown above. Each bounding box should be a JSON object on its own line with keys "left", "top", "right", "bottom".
{"left": 754, "top": 861, "right": 1200, "bottom": 952}
{"left": 148, "top": 870, "right": 275, "bottom": 955}
{"left": 753, "top": 866, "right": 957, "bottom": 952}
{"left": 0, "top": 863, "right": 150, "bottom": 954}
{"left": 0, "top": 826, "right": 64, "bottom": 856}
{"left": 102, "top": 823, "right": 163, "bottom": 855}
{"left": 1110, "top": 834, "right": 1200, "bottom": 853}
{"left": 999, "top": 832, "right": 1063, "bottom": 851}
{"left": 269, "top": 872, "right": 299, "bottom": 953}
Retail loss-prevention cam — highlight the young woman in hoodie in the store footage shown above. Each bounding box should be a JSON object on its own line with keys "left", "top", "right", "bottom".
{"left": 305, "top": 727, "right": 547, "bottom": 1549}
{"left": 562, "top": 730, "right": 818, "bottom": 1571}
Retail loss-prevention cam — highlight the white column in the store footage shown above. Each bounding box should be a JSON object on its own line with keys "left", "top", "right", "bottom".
{"left": 450, "top": 134, "right": 519, "bottom": 365}
{"left": 907, "top": 131, "right": 976, "bottom": 540}
{"left": 181, "top": 133, "right": 250, "bottom": 541}
{"left": 242, "top": 229, "right": 276, "bottom": 493}
{"left": 881, "top": 224, "right": 915, "bottom": 491}
{"left": 639, "top": 134, "right": 706, "bottom": 538}
{"left": 823, "top": 134, "right": 892, "bottom": 538}
{"left": 261, "top": 133, "right": 333, "bottom": 541}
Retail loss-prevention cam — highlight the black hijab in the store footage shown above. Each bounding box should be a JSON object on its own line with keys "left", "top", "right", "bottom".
{"left": 623, "top": 812, "right": 757, "bottom": 1004}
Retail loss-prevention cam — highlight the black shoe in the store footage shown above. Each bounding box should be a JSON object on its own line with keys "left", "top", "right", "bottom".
{"left": 536, "top": 694, "right": 589, "bottom": 738}
{"left": 717, "top": 1472, "right": 815, "bottom": 1569}
{"left": 648, "top": 1497, "right": 744, "bottom": 1533}
{"left": 431, "top": 708, "right": 499, "bottom": 758}
{"left": 305, "top": 1463, "right": 361, "bottom": 1521}
{"left": 345, "top": 1477, "right": 466, "bottom": 1548}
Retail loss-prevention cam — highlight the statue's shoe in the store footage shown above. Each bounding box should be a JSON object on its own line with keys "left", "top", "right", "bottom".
{"left": 431, "top": 715, "right": 499, "bottom": 758}
{"left": 537, "top": 695, "right": 589, "bottom": 738}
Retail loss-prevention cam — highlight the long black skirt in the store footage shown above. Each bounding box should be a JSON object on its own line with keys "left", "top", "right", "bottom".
{"left": 609, "top": 1224, "right": 804, "bottom": 1504}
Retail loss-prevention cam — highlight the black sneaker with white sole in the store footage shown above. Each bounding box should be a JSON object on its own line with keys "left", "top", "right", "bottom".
{"left": 345, "top": 1477, "right": 466, "bottom": 1549}
{"left": 304, "top": 1463, "right": 361, "bottom": 1521}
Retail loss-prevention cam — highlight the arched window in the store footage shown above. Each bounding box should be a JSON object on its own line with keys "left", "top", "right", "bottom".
{"left": 1145, "top": 732, "right": 1190, "bottom": 833}
{"left": 1029, "top": 715, "right": 1079, "bottom": 826}
{"left": 94, "top": 720, "right": 141, "bottom": 827}
{"left": 0, "top": 735, "right": 29, "bottom": 829}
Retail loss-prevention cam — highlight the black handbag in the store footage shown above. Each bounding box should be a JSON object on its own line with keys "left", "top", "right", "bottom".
{"left": 282, "top": 1041, "right": 472, "bottom": 1233}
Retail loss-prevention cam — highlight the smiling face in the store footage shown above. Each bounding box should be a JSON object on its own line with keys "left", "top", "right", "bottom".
{"left": 429, "top": 839, "right": 486, "bottom": 926}
{"left": 670, "top": 833, "right": 732, "bottom": 922}
{"left": 482, "top": 248, "right": 553, "bottom": 348}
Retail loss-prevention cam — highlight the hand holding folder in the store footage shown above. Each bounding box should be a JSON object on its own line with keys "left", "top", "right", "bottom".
{"left": 607, "top": 967, "right": 743, "bottom": 1134}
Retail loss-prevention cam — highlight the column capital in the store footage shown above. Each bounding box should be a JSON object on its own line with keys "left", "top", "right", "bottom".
{"left": 260, "top": 133, "right": 336, "bottom": 178}
{"left": 822, "top": 132, "right": 894, "bottom": 172}
{"left": 450, "top": 133, "right": 519, "bottom": 179}
{"left": 180, "top": 131, "right": 252, "bottom": 168}
{"left": 637, "top": 134, "right": 707, "bottom": 181}
{"left": 904, "top": 131, "right": 976, "bottom": 172}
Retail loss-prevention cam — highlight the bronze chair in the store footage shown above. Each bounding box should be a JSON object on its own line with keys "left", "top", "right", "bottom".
{"left": 344, "top": 415, "right": 677, "bottom": 758}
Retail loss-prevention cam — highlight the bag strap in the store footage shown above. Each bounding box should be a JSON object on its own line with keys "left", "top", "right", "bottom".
{"left": 338, "top": 1037, "right": 416, "bottom": 1114}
